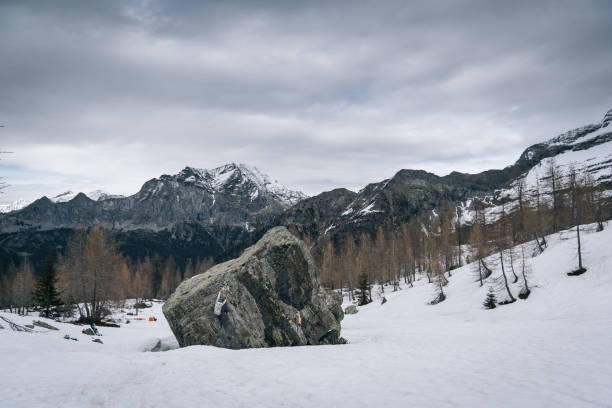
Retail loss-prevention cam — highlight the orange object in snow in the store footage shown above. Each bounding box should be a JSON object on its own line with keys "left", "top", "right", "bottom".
{"left": 134, "top": 318, "right": 144, "bottom": 321}
{"left": 148, "top": 317, "right": 157, "bottom": 322}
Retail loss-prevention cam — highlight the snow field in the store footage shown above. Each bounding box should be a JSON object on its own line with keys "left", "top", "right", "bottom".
{"left": 1, "top": 224, "right": 612, "bottom": 407}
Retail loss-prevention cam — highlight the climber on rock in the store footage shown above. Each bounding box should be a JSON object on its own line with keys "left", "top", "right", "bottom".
{"left": 214, "top": 288, "right": 228, "bottom": 327}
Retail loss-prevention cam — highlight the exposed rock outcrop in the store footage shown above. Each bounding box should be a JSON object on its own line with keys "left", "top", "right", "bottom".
{"left": 163, "top": 226, "right": 344, "bottom": 349}
{"left": 82, "top": 328, "right": 95, "bottom": 336}
{"left": 33, "top": 320, "right": 59, "bottom": 331}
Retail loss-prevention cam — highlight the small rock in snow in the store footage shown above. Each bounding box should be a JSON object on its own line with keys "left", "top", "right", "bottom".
{"left": 344, "top": 305, "right": 359, "bottom": 314}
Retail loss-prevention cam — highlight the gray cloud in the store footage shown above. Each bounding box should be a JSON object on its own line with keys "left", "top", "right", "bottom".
{"left": 1, "top": 0, "right": 611, "bottom": 202}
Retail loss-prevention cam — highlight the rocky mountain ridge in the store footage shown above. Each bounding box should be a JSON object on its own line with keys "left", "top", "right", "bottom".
{"left": 279, "top": 108, "right": 612, "bottom": 243}
{"left": 0, "top": 190, "right": 123, "bottom": 213}
{"left": 0, "top": 163, "right": 306, "bottom": 274}
{"left": 1, "top": 109, "right": 610, "bottom": 276}
{"left": 0, "top": 163, "right": 306, "bottom": 233}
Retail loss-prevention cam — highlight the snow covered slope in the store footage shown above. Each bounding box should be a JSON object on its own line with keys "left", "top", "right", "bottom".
{"left": 176, "top": 163, "right": 307, "bottom": 207}
{"left": 0, "top": 198, "right": 29, "bottom": 213}
{"left": 296, "top": 109, "right": 612, "bottom": 236}
{"left": 1, "top": 224, "right": 611, "bottom": 407}
{"left": 50, "top": 189, "right": 124, "bottom": 203}
{"left": 457, "top": 109, "right": 612, "bottom": 224}
{"left": 0, "top": 190, "right": 122, "bottom": 213}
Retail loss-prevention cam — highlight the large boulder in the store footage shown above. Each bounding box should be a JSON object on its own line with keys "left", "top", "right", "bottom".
{"left": 163, "top": 226, "right": 344, "bottom": 349}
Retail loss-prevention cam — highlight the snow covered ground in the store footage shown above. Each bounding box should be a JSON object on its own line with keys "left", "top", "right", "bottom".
{"left": 2, "top": 224, "right": 612, "bottom": 407}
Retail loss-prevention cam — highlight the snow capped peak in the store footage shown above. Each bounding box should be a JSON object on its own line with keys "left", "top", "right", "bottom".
{"left": 602, "top": 108, "right": 612, "bottom": 127}
{"left": 0, "top": 198, "right": 29, "bottom": 213}
{"left": 176, "top": 163, "right": 307, "bottom": 206}
{"left": 50, "top": 190, "right": 121, "bottom": 203}
{"left": 0, "top": 189, "right": 122, "bottom": 213}
{"left": 545, "top": 124, "right": 600, "bottom": 146}
{"left": 51, "top": 191, "right": 77, "bottom": 203}
{"left": 87, "top": 189, "right": 121, "bottom": 201}
{"left": 545, "top": 108, "right": 612, "bottom": 146}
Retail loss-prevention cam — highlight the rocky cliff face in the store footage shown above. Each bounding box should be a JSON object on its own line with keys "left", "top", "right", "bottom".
{"left": 0, "top": 163, "right": 306, "bottom": 275}
{"left": 163, "top": 226, "right": 344, "bottom": 349}
{"left": 279, "top": 188, "right": 357, "bottom": 238}
{"left": 0, "top": 163, "right": 306, "bottom": 233}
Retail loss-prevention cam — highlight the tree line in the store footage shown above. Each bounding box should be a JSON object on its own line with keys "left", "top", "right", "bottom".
{"left": 0, "top": 225, "right": 215, "bottom": 320}
{"left": 0, "top": 160, "right": 608, "bottom": 314}
{"left": 310, "top": 161, "right": 608, "bottom": 303}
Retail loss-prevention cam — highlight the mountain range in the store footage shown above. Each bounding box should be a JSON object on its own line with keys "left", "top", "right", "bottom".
{"left": 0, "top": 109, "right": 610, "bottom": 274}
{"left": 0, "top": 163, "right": 307, "bottom": 271}
{"left": 0, "top": 190, "right": 124, "bottom": 213}
{"left": 280, "top": 109, "right": 612, "bottom": 243}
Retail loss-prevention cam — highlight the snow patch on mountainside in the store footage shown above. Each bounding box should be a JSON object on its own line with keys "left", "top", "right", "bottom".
{"left": 0, "top": 198, "right": 29, "bottom": 213}
{"left": 329, "top": 109, "right": 612, "bottom": 228}
{"left": 458, "top": 111, "right": 612, "bottom": 225}
{"left": 179, "top": 163, "right": 307, "bottom": 206}
{"left": 337, "top": 182, "right": 387, "bottom": 224}
{"left": 545, "top": 108, "right": 611, "bottom": 146}
{"left": 0, "top": 190, "right": 122, "bottom": 213}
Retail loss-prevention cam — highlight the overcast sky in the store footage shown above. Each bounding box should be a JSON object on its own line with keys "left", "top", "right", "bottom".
{"left": 1, "top": 0, "right": 611, "bottom": 203}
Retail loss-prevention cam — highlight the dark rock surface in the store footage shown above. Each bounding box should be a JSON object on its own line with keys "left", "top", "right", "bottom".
{"left": 0, "top": 163, "right": 306, "bottom": 276}
{"left": 33, "top": 320, "right": 59, "bottom": 330}
{"left": 163, "top": 226, "right": 344, "bottom": 349}
{"left": 0, "top": 163, "right": 305, "bottom": 234}
{"left": 279, "top": 188, "right": 357, "bottom": 238}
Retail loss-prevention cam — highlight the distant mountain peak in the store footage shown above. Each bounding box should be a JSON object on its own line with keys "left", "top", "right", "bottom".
{"left": 602, "top": 108, "right": 612, "bottom": 127}
{"left": 51, "top": 191, "right": 76, "bottom": 202}
{"left": 172, "top": 163, "right": 307, "bottom": 206}
{"left": 545, "top": 108, "right": 612, "bottom": 146}
{"left": 50, "top": 190, "right": 123, "bottom": 203}
{"left": 0, "top": 189, "right": 122, "bottom": 214}
{"left": 0, "top": 198, "right": 29, "bottom": 213}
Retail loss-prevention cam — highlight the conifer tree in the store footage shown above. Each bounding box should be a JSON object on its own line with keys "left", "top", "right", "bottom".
{"left": 483, "top": 287, "right": 497, "bottom": 309}
{"left": 33, "top": 256, "right": 62, "bottom": 318}
{"left": 357, "top": 273, "right": 371, "bottom": 306}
